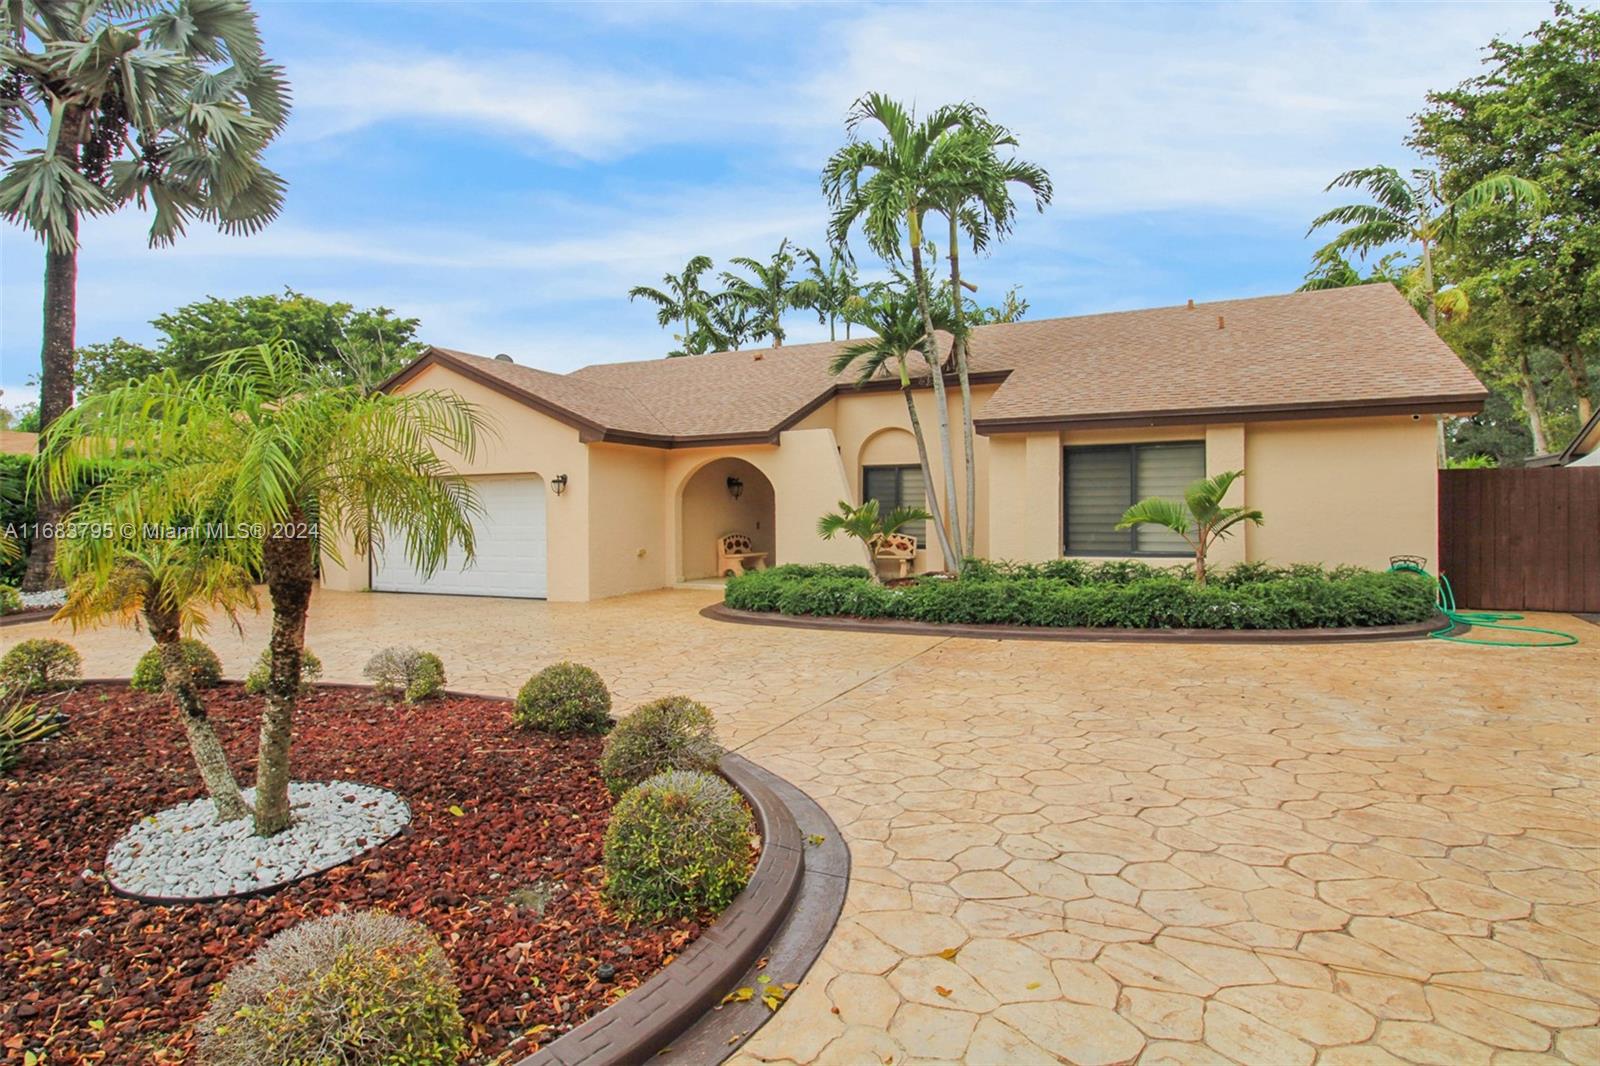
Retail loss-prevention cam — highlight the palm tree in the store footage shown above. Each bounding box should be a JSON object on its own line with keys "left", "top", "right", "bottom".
{"left": 1, "top": 0, "right": 290, "bottom": 591}
{"left": 792, "top": 245, "right": 863, "bottom": 341}
{"left": 1115, "top": 470, "right": 1264, "bottom": 586}
{"left": 44, "top": 342, "right": 485, "bottom": 835}
{"left": 697, "top": 293, "right": 757, "bottom": 352}
{"left": 1307, "top": 166, "right": 1544, "bottom": 330}
{"left": 823, "top": 93, "right": 984, "bottom": 569}
{"left": 55, "top": 536, "right": 258, "bottom": 821}
{"left": 629, "top": 255, "right": 716, "bottom": 358}
{"left": 928, "top": 116, "right": 1052, "bottom": 557}
{"left": 817, "top": 498, "right": 932, "bottom": 583}
{"left": 720, "top": 239, "right": 807, "bottom": 347}
{"left": 829, "top": 286, "right": 961, "bottom": 569}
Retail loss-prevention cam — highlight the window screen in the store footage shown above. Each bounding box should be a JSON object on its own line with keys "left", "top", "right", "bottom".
{"left": 1064, "top": 442, "right": 1204, "bottom": 555}
{"left": 863, "top": 464, "right": 927, "bottom": 547}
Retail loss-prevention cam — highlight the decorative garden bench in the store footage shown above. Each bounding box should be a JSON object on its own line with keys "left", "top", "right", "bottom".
{"left": 717, "top": 533, "right": 768, "bottom": 577}
{"left": 872, "top": 533, "right": 917, "bottom": 579}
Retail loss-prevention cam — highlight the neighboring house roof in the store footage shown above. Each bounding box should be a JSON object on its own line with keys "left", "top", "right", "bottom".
{"left": 383, "top": 285, "right": 1488, "bottom": 448}
{"left": 1526, "top": 408, "right": 1600, "bottom": 467}
{"left": 0, "top": 430, "right": 38, "bottom": 455}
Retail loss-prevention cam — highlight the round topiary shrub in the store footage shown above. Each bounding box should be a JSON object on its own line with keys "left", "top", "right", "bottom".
{"left": 0, "top": 585, "right": 21, "bottom": 615}
{"left": 197, "top": 909, "right": 465, "bottom": 1066}
{"left": 600, "top": 696, "right": 722, "bottom": 795}
{"left": 243, "top": 647, "right": 323, "bottom": 695}
{"left": 514, "top": 662, "right": 611, "bottom": 733}
{"left": 603, "top": 769, "right": 754, "bottom": 920}
{"left": 363, "top": 646, "right": 447, "bottom": 703}
{"left": 0, "top": 638, "right": 82, "bottom": 694}
{"left": 130, "top": 639, "right": 223, "bottom": 694}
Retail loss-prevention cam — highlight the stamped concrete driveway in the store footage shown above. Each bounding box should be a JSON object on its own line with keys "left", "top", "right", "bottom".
{"left": 9, "top": 589, "right": 1598, "bottom": 1065}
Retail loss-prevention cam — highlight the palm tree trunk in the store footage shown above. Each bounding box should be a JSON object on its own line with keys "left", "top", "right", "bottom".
{"left": 21, "top": 216, "right": 78, "bottom": 592}
{"left": 1421, "top": 239, "right": 1438, "bottom": 330}
{"left": 900, "top": 377, "right": 953, "bottom": 575}
{"left": 1194, "top": 545, "right": 1208, "bottom": 587}
{"left": 253, "top": 516, "right": 315, "bottom": 836}
{"left": 948, "top": 215, "right": 977, "bottom": 559}
{"left": 908, "top": 237, "right": 964, "bottom": 571}
{"left": 1559, "top": 347, "right": 1592, "bottom": 424}
{"left": 1518, "top": 350, "right": 1550, "bottom": 455}
{"left": 144, "top": 607, "right": 249, "bottom": 821}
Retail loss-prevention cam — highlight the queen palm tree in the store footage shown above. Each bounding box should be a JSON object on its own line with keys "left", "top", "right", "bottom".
{"left": 929, "top": 117, "right": 1052, "bottom": 557}
{"left": 792, "top": 245, "right": 863, "bottom": 341}
{"left": 823, "top": 94, "right": 983, "bottom": 569}
{"left": 55, "top": 536, "right": 259, "bottom": 821}
{"left": 44, "top": 341, "right": 485, "bottom": 835}
{"left": 828, "top": 286, "right": 960, "bottom": 569}
{"left": 720, "top": 239, "right": 807, "bottom": 347}
{"left": 1, "top": 0, "right": 290, "bottom": 591}
{"left": 629, "top": 255, "right": 716, "bottom": 358}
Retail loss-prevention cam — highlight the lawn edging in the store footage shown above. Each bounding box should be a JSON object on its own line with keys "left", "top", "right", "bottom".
{"left": 702, "top": 602, "right": 1448, "bottom": 644}
{"left": 0, "top": 606, "right": 57, "bottom": 627}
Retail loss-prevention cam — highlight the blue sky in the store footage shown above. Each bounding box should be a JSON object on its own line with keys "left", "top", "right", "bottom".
{"left": 0, "top": 0, "right": 1556, "bottom": 405}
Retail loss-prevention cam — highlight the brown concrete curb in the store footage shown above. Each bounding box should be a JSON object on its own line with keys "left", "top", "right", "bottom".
{"left": 0, "top": 606, "right": 57, "bottom": 628}
{"left": 702, "top": 602, "right": 1447, "bottom": 644}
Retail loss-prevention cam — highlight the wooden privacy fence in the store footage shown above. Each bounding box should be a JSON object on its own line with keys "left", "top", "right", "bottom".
{"left": 1438, "top": 467, "right": 1600, "bottom": 613}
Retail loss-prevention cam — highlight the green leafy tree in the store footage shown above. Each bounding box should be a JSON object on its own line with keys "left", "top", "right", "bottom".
{"left": 719, "top": 238, "right": 808, "bottom": 347}
{"left": 1411, "top": 2, "right": 1600, "bottom": 427}
{"left": 1, "top": 0, "right": 290, "bottom": 590}
{"left": 829, "top": 285, "right": 959, "bottom": 567}
{"left": 44, "top": 341, "right": 485, "bottom": 836}
{"left": 629, "top": 255, "right": 717, "bottom": 358}
{"left": 816, "top": 498, "right": 932, "bottom": 583}
{"left": 1116, "top": 470, "right": 1263, "bottom": 587}
{"left": 792, "top": 245, "right": 863, "bottom": 341}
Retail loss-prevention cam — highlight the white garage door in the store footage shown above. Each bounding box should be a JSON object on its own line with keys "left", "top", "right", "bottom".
{"left": 372, "top": 475, "right": 547, "bottom": 598}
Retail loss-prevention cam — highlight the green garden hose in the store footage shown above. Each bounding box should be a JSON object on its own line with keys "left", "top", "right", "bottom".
{"left": 1387, "top": 561, "right": 1580, "bottom": 647}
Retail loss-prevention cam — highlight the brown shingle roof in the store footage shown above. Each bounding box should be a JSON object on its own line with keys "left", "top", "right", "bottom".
{"left": 386, "top": 286, "right": 1486, "bottom": 447}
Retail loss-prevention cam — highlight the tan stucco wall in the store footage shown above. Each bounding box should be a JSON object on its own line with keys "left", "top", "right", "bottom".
{"left": 585, "top": 443, "right": 667, "bottom": 599}
{"left": 678, "top": 457, "right": 776, "bottom": 579}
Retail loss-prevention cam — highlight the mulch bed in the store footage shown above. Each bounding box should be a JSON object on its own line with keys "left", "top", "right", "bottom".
{"left": 0, "top": 684, "right": 703, "bottom": 1065}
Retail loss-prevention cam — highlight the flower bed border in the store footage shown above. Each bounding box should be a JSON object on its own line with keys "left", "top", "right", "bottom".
{"left": 702, "top": 602, "right": 1448, "bottom": 644}
{"left": 0, "top": 606, "right": 57, "bottom": 627}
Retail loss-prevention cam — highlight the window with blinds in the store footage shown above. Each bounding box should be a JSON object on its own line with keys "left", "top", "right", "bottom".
{"left": 862, "top": 464, "right": 927, "bottom": 547}
{"left": 1064, "top": 442, "right": 1204, "bottom": 555}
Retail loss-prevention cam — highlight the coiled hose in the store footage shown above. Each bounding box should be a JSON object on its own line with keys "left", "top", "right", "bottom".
{"left": 1387, "top": 561, "right": 1580, "bottom": 647}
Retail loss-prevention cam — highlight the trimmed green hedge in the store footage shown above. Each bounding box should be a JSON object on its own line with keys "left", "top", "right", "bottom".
{"left": 724, "top": 562, "right": 1436, "bottom": 630}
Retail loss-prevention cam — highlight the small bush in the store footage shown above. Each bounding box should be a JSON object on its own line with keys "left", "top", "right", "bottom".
{"left": 603, "top": 769, "right": 753, "bottom": 920}
{"left": 514, "top": 662, "right": 611, "bottom": 733}
{"left": 601, "top": 696, "right": 722, "bottom": 795}
{"left": 0, "top": 585, "right": 21, "bottom": 615}
{"left": 0, "top": 638, "right": 82, "bottom": 693}
{"left": 197, "top": 909, "right": 465, "bottom": 1066}
{"left": 1, "top": 685, "right": 62, "bottom": 776}
{"left": 131, "top": 639, "right": 223, "bottom": 694}
{"left": 243, "top": 647, "right": 324, "bottom": 695}
{"left": 364, "top": 646, "right": 447, "bottom": 703}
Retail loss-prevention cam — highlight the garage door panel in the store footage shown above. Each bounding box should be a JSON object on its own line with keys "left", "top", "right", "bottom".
{"left": 372, "top": 475, "right": 547, "bottom": 598}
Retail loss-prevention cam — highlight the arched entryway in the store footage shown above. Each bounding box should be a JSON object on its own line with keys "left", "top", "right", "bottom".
{"left": 678, "top": 458, "right": 775, "bottom": 580}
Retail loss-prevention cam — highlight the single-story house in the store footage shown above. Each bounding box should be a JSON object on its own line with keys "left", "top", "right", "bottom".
{"left": 1525, "top": 409, "right": 1600, "bottom": 468}
{"left": 322, "top": 285, "right": 1488, "bottom": 601}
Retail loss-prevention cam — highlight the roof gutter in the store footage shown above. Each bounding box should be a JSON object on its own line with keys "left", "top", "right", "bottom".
{"left": 974, "top": 393, "right": 1489, "bottom": 435}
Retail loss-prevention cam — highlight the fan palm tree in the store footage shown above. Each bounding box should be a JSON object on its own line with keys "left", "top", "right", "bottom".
{"left": 1115, "top": 470, "right": 1264, "bottom": 586}
{"left": 629, "top": 255, "right": 716, "bottom": 358}
{"left": 928, "top": 117, "right": 1052, "bottom": 557}
{"left": 720, "top": 239, "right": 807, "bottom": 347}
{"left": 792, "top": 245, "right": 863, "bottom": 341}
{"left": 817, "top": 498, "right": 932, "bottom": 583}
{"left": 823, "top": 93, "right": 985, "bottom": 569}
{"left": 829, "top": 285, "right": 960, "bottom": 568}
{"left": 1, "top": 0, "right": 290, "bottom": 591}
{"left": 55, "top": 535, "right": 258, "bottom": 820}
{"left": 43, "top": 341, "right": 486, "bottom": 835}
{"left": 1307, "top": 166, "right": 1544, "bottom": 329}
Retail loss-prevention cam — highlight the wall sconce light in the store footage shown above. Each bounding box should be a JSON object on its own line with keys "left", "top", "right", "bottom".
{"left": 551, "top": 474, "right": 568, "bottom": 496}
{"left": 726, "top": 476, "right": 744, "bottom": 500}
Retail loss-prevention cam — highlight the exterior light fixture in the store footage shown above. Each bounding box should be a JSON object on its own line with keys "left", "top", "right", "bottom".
{"left": 726, "top": 476, "right": 744, "bottom": 500}
{"left": 551, "top": 474, "right": 568, "bottom": 496}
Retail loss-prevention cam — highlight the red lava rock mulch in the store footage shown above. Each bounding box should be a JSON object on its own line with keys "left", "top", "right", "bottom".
{"left": 0, "top": 683, "right": 704, "bottom": 1065}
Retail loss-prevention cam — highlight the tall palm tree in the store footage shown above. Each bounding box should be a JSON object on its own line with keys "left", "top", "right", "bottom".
{"left": 929, "top": 117, "right": 1052, "bottom": 557}
{"left": 697, "top": 294, "right": 757, "bottom": 352}
{"left": 628, "top": 255, "right": 716, "bottom": 358}
{"left": 792, "top": 245, "right": 863, "bottom": 341}
{"left": 720, "top": 239, "right": 806, "bottom": 347}
{"left": 44, "top": 342, "right": 486, "bottom": 836}
{"left": 1307, "top": 166, "right": 1544, "bottom": 330}
{"left": 823, "top": 93, "right": 983, "bottom": 569}
{"left": 55, "top": 537, "right": 259, "bottom": 821}
{"left": 1, "top": 0, "right": 290, "bottom": 591}
{"left": 829, "top": 286, "right": 961, "bottom": 569}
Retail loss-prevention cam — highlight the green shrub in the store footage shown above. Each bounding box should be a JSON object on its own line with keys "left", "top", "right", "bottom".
{"left": 603, "top": 770, "right": 753, "bottom": 920}
{"left": 243, "top": 647, "right": 324, "bottom": 695}
{"left": 0, "top": 638, "right": 82, "bottom": 693}
{"left": 1, "top": 685, "right": 62, "bottom": 776}
{"left": 131, "top": 639, "right": 223, "bottom": 694}
{"left": 514, "top": 662, "right": 611, "bottom": 733}
{"left": 601, "top": 696, "right": 722, "bottom": 795}
{"left": 364, "top": 646, "right": 447, "bottom": 703}
{"left": 196, "top": 909, "right": 466, "bottom": 1066}
{"left": 0, "top": 585, "right": 21, "bottom": 615}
